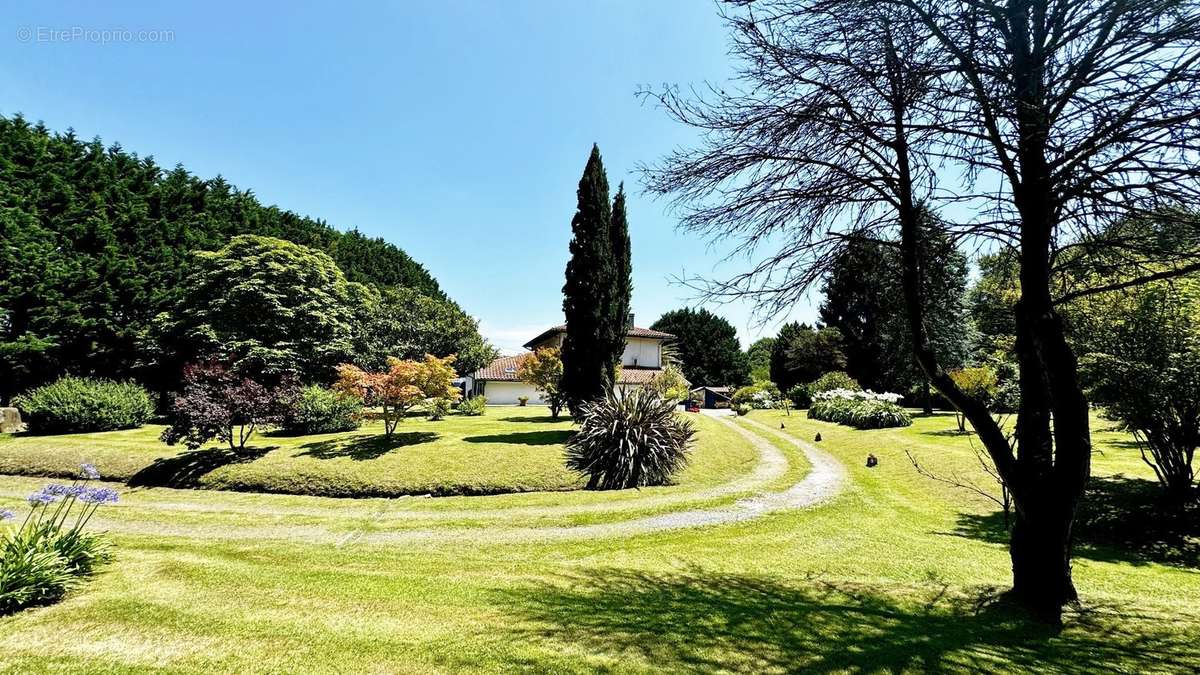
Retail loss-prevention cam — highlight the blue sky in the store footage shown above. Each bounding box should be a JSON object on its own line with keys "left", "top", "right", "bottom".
{"left": 2, "top": 1, "right": 816, "bottom": 353}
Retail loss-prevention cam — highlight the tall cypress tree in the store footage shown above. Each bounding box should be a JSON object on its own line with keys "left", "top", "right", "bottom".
{"left": 562, "top": 145, "right": 615, "bottom": 412}
{"left": 605, "top": 183, "right": 633, "bottom": 367}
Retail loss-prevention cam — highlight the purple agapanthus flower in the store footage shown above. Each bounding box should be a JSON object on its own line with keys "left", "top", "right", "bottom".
{"left": 42, "top": 483, "right": 89, "bottom": 500}
{"left": 0, "top": 509, "right": 14, "bottom": 521}
{"left": 80, "top": 463, "right": 101, "bottom": 480}
{"left": 27, "top": 491, "right": 57, "bottom": 506}
{"left": 79, "top": 486, "right": 119, "bottom": 505}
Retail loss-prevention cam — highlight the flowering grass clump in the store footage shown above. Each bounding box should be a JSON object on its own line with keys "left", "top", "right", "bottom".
{"left": 808, "top": 389, "right": 912, "bottom": 429}
{"left": 0, "top": 464, "right": 117, "bottom": 615}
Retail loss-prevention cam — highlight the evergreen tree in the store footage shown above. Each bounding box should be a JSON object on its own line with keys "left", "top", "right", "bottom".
{"left": 607, "top": 183, "right": 633, "bottom": 360}
{"left": 562, "top": 145, "right": 615, "bottom": 412}
{"left": 746, "top": 337, "right": 775, "bottom": 382}
{"left": 819, "top": 215, "right": 970, "bottom": 399}
{"left": 0, "top": 114, "right": 463, "bottom": 403}
{"left": 650, "top": 308, "right": 749, "bottom": 387}
{"left": 771, "top": 324, "right": 847, "bottom": 393}
{"left": 769, "top": 323, "right": 804, "bottom": 391}
{"left": 818, "top": 238, "right": 893, "bottom": 391}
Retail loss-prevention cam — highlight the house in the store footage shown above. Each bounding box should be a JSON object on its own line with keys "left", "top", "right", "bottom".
{"left": 690, "top": 386, "right": 732, "bottom": 409}
{"left": 466, "top": 324, "right": 677, "bottom": 405}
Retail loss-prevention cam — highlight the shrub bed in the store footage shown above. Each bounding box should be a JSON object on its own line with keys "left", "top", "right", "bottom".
{"left": 282, "top": 385, "right": 363, "bottom": 435}
{"left": 807, "top": 389, "right": 912, "bottom": 429}
{"left": 14, "top": 377, "right": 154, "bottom": 434}
{"left": 731, "top": 382, "right": 781, "bottom": 409}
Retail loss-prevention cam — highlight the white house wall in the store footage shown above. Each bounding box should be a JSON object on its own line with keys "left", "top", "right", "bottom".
{"left": 621, "top": 337, "right": 661, "bottom": 369}
{"left": 481, "top": 381, "right": 544, "bottom": 405}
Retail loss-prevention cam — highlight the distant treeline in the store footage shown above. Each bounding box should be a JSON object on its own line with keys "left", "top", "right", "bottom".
{"left": 0, "top": 114, "right": 448, "bottom": 402}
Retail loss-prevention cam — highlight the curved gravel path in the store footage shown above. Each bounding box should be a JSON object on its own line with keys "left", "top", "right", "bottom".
{"left": 24, "top": 414, "right": 848, "bottom": 545}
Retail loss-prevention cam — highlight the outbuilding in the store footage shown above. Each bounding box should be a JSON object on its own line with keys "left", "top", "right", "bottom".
{"left": 690, "top": 386, "right": 732, "bottom": 409}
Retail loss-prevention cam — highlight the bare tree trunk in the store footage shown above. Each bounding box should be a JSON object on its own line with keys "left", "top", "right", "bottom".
{"left": 1009, "top": 497, "right": 1077, "bottom": 619}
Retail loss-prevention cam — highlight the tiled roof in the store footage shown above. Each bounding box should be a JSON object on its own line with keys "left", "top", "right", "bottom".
{"left": 472, "top": 354, "right": 530, "bottom": 382}
{"left": 471, "top": 357, "right": 675, "bottom": 386}
{"left": 523, "top": 325, "right": 675, "bottom": 350}
{"left": 616, "top": 367, "right": 667, "bottom": 385}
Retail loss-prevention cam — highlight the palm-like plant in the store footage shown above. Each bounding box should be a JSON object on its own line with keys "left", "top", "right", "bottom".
{"left": 566, "top": 388, "right": 695, "bottom": 490}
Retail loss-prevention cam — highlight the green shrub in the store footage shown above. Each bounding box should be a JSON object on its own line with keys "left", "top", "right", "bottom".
{"left": 566, "top": 389, "right": 695, "bottom": 490}
{"left": 731, "top": 382, "right": 781, "bottom": 409}
{"left": 734, "top": 403, "right": 752, "bottom": 416}
{"left": 282, "top": 385, "right": 363, "bottom": 435}
{"left": 457, "top": 396, "right": 487, "bottom": 416}
{"left": 427, "top": 397, "right": 454, "bottom": 421}
{"left": 787, "top": 384, "right": 812, "bottom": 409}
{"left": 14, "top": 377, "right": 154, "bottom": 434}
{"left": 0, "top": 531, "right": 75, "bottom": 615}
{"left": 807, "top": 371, "right": 861, "bottom": 395}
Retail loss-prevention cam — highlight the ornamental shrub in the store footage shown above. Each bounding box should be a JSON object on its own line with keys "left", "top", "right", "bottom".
{"left": 566, "top": 389, "right": 695, "bottom": 490}
{"left": 0, "top": 464, "right": 116, "bottom": 615}
{"left": 457, "top": 396, "right": 487, "bottom": 416}
{"left": 807, "top": 371, "right": 861, "bottom": 395}
{"left": 948, "top": 366, "right": 999, "bottom": 431}
{"left": 808, "top": 389, "right": 911, "bottom": 429}
{"left": 14, "top": 377, "right": 154, "bottom": 434}
{"left": 334, "top": 355, "right": 461, "bottom": 436}
{"left": 734, "top": 403, "right": 752, "bottom": 416}
{"left": 427, "top": 397, "right": 453, "bottom": 421}
{"left": 731, "top": 382, "right": 781, "bottom": 409}
{"left": 282, "top": 385, "right": 363, "bottom": 435}
{"left": 161, "top": 363, "right": 292, "bottom": 451}
{"left": 787, "top": 384, "right": 813, "bottom": 409}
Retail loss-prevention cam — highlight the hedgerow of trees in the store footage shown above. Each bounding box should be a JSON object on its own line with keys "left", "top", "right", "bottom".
{"left": 0, "top": 115, "right": 472, "bottom": 403}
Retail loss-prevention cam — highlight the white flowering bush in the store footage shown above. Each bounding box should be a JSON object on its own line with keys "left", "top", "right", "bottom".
{"left": 812, "top": 389, "right": 904, "bottom": 403}
{"left": 751, "top": 390, "right": 776, "bottom": 409}
{"left": 809, "top": 389, "right": 911, "bottom": 429}
{"left": 732, "top": 383, "right": 782, "bottom": 409}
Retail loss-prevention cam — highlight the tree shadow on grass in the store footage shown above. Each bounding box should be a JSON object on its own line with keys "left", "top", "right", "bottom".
{"left": 128, "top": 446, "right": 273, "bottom": 488}
{"left": 464, "top": 430, "right": 573, "bottom": 445}
{"left": 919, "top": 428, "right": 975, "bottom": 438}
{"left": 295, "top": 432, "right": 438, "bottom": 460}
{"left": 954, "top": 474, "right": 1200, "bottom": 569}
{"left": 496, "top": 415, "right": 571, "bottom": 424}
{"left": 497, "top": 568, "right": 1192, "bottom": 673}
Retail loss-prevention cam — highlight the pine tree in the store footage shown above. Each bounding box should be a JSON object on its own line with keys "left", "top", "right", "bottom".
{"left": 562, "top": 145, "right": 615, "bottom": 413}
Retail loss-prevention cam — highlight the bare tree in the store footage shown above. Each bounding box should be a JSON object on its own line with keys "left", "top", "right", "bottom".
{"left": 641, "top": 0, "right": 1200, "bottom": 622}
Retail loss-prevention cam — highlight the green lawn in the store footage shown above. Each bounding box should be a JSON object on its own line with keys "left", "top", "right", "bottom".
{"left": 0, "top": 409, "right": 1196, "bottom": 672}
{"left": 0, "top": 407, "right": 758, "bottom": 499}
